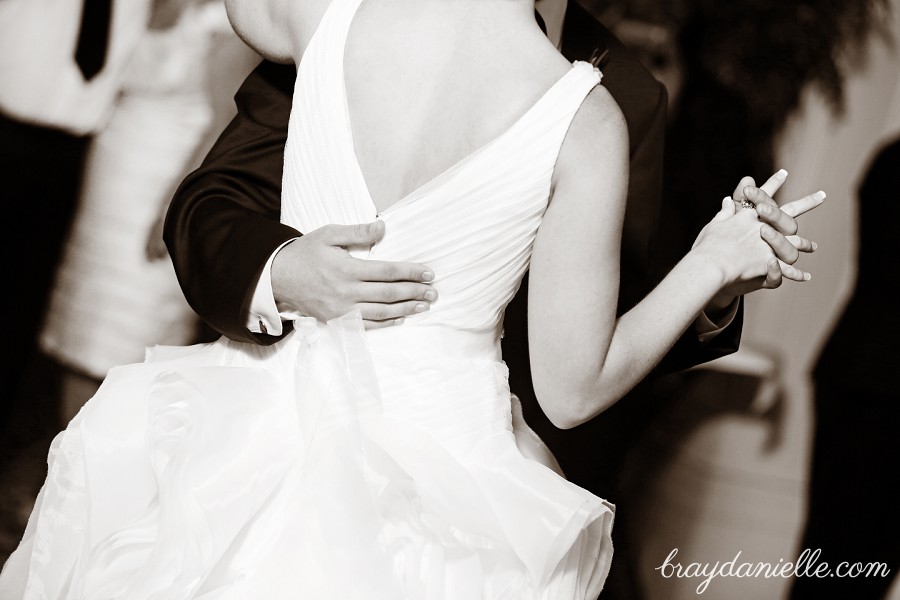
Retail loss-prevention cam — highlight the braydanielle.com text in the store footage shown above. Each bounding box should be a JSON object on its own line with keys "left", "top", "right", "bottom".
{"left": 655, "top": 548, "right": 892, "bottom": 594}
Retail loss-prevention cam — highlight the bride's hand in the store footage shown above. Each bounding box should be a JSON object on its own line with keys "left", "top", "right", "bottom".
{"left": 690, "top": 197, "right": 786, "bottom": 291}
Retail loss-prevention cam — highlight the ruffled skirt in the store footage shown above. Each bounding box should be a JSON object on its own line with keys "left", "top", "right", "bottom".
{"left": 1, "top": 317, "right": 613, "bottom": 599}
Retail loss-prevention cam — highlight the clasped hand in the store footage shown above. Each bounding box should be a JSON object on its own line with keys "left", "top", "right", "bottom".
{"left": 693, "top": 170, "right": 825, "bottom": 312}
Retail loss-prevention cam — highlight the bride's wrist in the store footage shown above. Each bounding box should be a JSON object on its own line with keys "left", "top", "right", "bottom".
{"left": 705, "top": 291, "right": 738, "bottom": 317}
{"left": 679, "top": 249, "right": 730, "bottom": 296}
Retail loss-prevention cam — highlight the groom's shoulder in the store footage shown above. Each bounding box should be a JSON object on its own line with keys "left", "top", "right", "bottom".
{"left": 561, "top": 2, "right": 666, "bottom": 141}
{"left": 240, "top": 60, "right": 298, "bottom": 101}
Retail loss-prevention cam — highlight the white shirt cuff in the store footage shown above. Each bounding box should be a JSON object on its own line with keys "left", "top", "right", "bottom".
{"left": 695, "top": 298, "right": 740, "bottom": 343}
{"left": 246, "top": 238, "right": 300, "bottom": 336}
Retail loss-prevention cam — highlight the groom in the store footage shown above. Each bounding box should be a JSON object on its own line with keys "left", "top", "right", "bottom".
{"left": 165, "top": 0, "right": 805, "bottom": 596}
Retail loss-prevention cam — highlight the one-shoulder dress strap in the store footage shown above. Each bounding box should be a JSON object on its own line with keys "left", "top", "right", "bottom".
{"left": 301, "top": 0, "right": 365, "bottom": 75}
{"left": 283, "top": 0, "right": 374, "bottom": 232}
{"left": 490, "top": 60, "right": 603, "bottom": 190}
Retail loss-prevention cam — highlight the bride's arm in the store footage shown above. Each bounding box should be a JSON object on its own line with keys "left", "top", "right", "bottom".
{"left": 528, "top": 86, "right": 787, "bottom": 430}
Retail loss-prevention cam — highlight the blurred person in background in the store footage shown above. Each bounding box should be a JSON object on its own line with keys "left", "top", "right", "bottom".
{"left": 0, "top": 0, "right": 151, "bottom": 432}
{"left": 788, "top": 136, "right": 900, "bottom": 600}
{"left": 38, "top": 0, "right": 258, "bottom": 424}
{"left": 0, "top": 0, "right": 256, "bottom": 563}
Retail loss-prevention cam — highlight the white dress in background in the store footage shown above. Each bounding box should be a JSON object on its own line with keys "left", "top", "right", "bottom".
{"left": 2, "top": 0, "right": 615, "bottom": 597}
{"left": 39, "top": 3, "right": 237, "bottom": 378}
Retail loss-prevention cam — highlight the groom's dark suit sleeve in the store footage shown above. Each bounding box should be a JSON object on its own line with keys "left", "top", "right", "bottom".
{"left": 165, "top": 60, "right": 299, "bottom": 345}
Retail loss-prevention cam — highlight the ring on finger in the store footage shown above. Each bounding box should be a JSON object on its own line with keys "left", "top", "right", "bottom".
{"left": 739, "top": 198, "right": 756, "bottom": 210}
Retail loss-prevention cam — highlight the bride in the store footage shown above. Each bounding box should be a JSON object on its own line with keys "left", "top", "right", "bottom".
{"left": 0, "top": 0, "right": 821, "bottom": 597}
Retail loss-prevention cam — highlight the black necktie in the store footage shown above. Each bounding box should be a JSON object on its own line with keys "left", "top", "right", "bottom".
{"left": 74, "top": 0, "right": 113, "bottom": 80}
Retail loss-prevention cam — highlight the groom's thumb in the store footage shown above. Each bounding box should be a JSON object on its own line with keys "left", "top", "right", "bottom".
{"left": 327, "top": 221, "right": 385, "bottom": 246}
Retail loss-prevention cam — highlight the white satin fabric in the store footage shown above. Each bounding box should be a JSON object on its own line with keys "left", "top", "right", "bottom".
{"left": 0, "top": 0, "right": 614, "bottom": 597}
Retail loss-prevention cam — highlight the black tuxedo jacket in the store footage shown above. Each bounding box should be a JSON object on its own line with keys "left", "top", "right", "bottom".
{"left": 164, "top": 1, "right": 742, "bottom": 494}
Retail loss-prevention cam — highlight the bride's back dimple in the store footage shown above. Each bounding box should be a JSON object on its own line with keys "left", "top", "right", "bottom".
{"left": 281, "top": 0, "right": 601, "bottom": 333}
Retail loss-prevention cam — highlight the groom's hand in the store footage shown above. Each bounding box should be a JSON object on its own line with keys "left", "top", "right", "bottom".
{"left": 271, "top": 221, "right": 437, "bottom": 328}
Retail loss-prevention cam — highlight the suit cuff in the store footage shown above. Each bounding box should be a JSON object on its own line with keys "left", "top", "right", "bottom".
{"left": 247, "top": 238, "right": 300, "bottom": 336}
{"left": 695, "top": 297, "right": 740, "bottom": 343}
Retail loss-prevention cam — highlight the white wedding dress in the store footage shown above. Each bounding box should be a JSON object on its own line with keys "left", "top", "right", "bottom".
{"left": 0, "top": 0, "right": 614, "bottom": 597}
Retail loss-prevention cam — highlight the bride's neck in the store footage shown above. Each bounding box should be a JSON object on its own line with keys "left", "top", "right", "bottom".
{"left": 408, "top": 0, "right": 539, "bottom": 29}
{"left": 402, "top": 0, "right": 548, "bottom": 54}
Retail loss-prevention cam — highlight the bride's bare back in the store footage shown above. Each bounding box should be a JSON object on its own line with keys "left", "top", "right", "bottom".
{"left": 226, "top": 0, "right": 571, "bottom": 213}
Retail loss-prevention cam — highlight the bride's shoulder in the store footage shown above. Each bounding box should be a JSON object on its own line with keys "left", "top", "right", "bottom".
{"left": 576, "top": 84, "right": 628, "bottom": 147}
{"left": 554, "top": 83, "right": 628, "bottom": 184}
{"left": 225, "top": 0, "right": 331, "bottom": 63}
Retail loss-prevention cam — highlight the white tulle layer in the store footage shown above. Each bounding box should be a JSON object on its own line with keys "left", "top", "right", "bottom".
{"left": 1, "top": 317, "right": 613, "bottom": 599}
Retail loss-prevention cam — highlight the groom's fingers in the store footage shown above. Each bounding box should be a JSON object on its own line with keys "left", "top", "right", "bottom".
{"left": 760, "top": 223, "right": 801, "bottom": 265}
{"left": 358, "top": 299, "right": 430, "bottom": 323}
{"left": 779, "top": 260, "right": 811, "bottom": 282}
{"left": 352, "top": 259, "right": 436, "bottom": 284}
{"left": 752, "top": 192, "right": 799, "bottom": 236}
{"left": 272, "top": 224, "right": 436, "bottom": 323}
{"left": 731, "top": 169, "right": 788, "bottom": 206}
{"left": 738, "top": 169, "right": 786, "bottom": 208}
{"left": 352, "top": 281, "right": 437, "bottom": 325}
{"left": 786, "top": 235, "right": 817, "bottom": 253}
{"left": 762, "top": 258, "right": 782, "bottom": 289}
{"left": 318, "top": 221, "right": 385, "bottom": 246}
{"left": 357, "top": 281, "right": 437, "bottom": 304}
{"left": 364, "top": 317, "right": 406, "bottom": 330}
{"left": 316, "top": 222, "right": 437, "bottom": 284}
{"left": 731, "top": 176, "right": 756, "bottom": 203}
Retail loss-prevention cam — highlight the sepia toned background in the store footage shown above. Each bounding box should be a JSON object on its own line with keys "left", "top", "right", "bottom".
{"left": 1, "top": 0, "right": 898, "bottom": 598}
